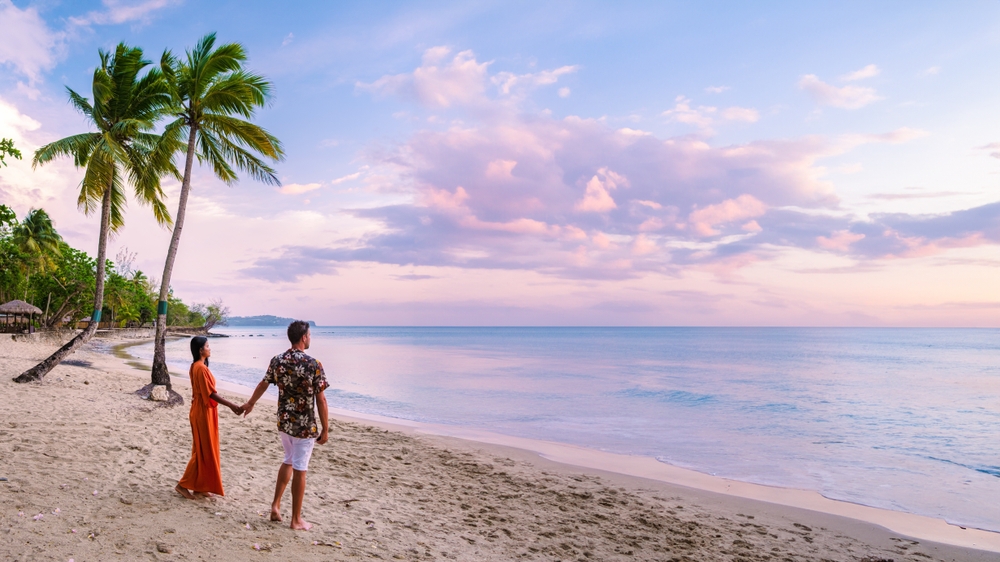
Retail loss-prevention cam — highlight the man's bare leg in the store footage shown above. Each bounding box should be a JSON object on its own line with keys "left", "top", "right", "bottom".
{"left": 289, "top": 469, "right": 311, "bottom": 530}
{"left": 174, "top": 483, "right": 196, "bottom": 500}
{"left": 271, "top": 463, "right": 293, "bottom": 521}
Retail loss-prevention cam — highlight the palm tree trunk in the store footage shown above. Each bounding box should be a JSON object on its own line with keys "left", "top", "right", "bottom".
{"left": 15, "top": 175, "right": 115, "bottom": 382}
{"left": 151, "top": 125, "right": 198, "bottom": 389}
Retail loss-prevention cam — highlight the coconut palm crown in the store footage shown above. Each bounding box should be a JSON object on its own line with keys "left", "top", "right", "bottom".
{"left": 12, "top": 208, "right": 63, "bottom": 275}
{"left": 149, "top": 32, "right": 284, "bottom": 390}
{"left": 15, "top": 43, "right": 176, "bottom": 383}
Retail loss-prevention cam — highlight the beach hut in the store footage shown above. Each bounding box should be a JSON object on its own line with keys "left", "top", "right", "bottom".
{"left": 0, "top": 300, "right": 43, "bottom": 334}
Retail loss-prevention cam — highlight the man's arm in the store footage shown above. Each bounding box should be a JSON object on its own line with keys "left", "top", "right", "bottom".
{"left": 316, "top": 391, "right": 329, "bottom": 445}
{"left": 242, "top": 379, "right": 271, "bottom": 417}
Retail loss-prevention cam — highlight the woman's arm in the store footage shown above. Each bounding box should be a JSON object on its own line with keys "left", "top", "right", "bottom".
{"left": 209, "top": 392, "right": 244, "bottom": 415}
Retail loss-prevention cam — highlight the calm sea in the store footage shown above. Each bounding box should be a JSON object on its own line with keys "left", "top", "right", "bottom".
{"left": 125, "top": 327, "right": 1000, "bottom": 532}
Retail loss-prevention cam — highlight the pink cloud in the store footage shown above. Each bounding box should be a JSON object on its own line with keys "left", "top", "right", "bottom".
{"left": 246, "top": 50, "right": 1000, "bottom": 283}
{"left": 817, "top": 230, "right": 865, "bottom": 251}
{"left": 359, "top": 47, "right": 576, "bottom": 110}
{"left": 278, "top": 182, "right": 322, "bottom": 195}
{"left": 0, "top": 1, "right": 61, "bottom": 83}
{"left": 799, "top": 74, "right": 883, "bottom": 109}
{"left": 359, "top": 47, "right": 490, "bottom": 108}
{"left": 575, "top": 168, "right": 626, "bottom": 213}
{"left": 689, "top": 195, "right": 767, "bottom": 237}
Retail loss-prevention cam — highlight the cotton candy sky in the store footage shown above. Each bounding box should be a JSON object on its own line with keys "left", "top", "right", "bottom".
{"left": 2, "top": 0, "right": 1000, "bottom": 326}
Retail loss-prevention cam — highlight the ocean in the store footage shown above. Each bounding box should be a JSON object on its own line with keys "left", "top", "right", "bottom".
{"left": 124, "top": 327, "right": 1000, "bottom": 532}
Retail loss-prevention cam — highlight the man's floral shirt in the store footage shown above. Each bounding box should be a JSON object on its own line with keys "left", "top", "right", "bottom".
{"left": 263, "top": 349, "right": 329, "bottom": 438}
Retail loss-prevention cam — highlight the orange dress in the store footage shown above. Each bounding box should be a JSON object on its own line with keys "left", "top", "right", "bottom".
{"left": 178, "top": 361, "right": 224, "bottom": 495}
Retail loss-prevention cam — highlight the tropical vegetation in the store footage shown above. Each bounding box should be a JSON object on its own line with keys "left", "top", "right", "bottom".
{"left": 0, "top": 204, "right": 218, "bottom": 330}
{"left": 0, "top": 138, "right": 22, "bottom": 166}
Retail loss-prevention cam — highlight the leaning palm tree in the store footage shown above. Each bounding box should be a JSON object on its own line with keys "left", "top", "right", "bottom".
{"left": 148, "top": 33, "right": 283, "bottom": 390}
{"left": 14, "top": 43, "right": 175, "bottom": 383}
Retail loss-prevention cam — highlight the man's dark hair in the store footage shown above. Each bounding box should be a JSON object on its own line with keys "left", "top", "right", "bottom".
{"left": 287, "top": 320, "right": 310, "bottom": 344}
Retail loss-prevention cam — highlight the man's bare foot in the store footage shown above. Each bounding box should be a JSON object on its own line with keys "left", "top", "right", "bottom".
{"left": 290, "top": 518, "right": 312, "bottom": 531}
{"left": 270, "top": 506, "right": 282, "bottom": 522}
{"left": 174, "top": 484, "right": 196, "bottom": 500}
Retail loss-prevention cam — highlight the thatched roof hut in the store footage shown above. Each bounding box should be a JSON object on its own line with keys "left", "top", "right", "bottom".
{"left": 0, "top": 300, "right": 43, "bottom": 315}
{"left": 0, "top": 300, "right": 43, "bottom": 333}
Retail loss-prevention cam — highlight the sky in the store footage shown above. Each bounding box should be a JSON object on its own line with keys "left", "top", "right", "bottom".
{"left": 2, "top": 0, "right": 1000, "bottom": 326}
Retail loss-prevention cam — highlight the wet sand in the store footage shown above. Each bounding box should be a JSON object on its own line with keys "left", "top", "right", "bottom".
{"left": 1, "top": 335, "right": 997, "bottom": 561}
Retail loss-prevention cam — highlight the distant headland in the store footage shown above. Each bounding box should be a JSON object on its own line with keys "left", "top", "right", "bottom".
{"left": 226, "top": 315, "right": 318, "bottom": 327}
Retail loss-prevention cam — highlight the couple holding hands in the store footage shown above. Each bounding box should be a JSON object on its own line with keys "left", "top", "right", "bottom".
{"left": 174, "top": 321, "right": 329, "bottom": 531}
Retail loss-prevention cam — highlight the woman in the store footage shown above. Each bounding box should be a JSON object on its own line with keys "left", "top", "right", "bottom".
{"left": 175, "top": 336, "right": 243, "bottom": 499}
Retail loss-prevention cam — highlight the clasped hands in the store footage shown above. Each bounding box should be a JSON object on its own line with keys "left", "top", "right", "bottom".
{"left": 225, "top": 401, "right": 255, "bottom": 417}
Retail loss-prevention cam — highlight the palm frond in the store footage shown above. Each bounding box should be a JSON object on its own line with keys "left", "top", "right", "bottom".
{"left": 201, "top": 113, "right": 284, "bottom": 160}
{"left": 32, "top": 133, "right": 100, "bottom": 168}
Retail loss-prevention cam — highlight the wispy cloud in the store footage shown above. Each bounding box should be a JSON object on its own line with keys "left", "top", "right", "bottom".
{"left": 357, "top": 46, "right": 490, "bottom": 108}
{"left": 0, "top": 1, "right": 62, "bottom": 84}
{"left": 278, "top": 182, "right": 322, "bottom": 195}
{"left": 662, "top": 95, "right": 759, "bottom": 132}
{"left": 978, "top": 142, "right": 1000, "bottom": 159}
{"left": 799, "top": 74, "right": 883, "bottom": 109}
{"left": 69, "top": 0, "right": 180, "bottom": 27}
{"left": 867, "top": 191, "right": 977, "bottom": 201}
{"left": 331, "top": 171, "right": 363, "bottom": 185}
{"left": 705, "top": 86, "right": 730, "bottom": 94}
{"left": 840, "top": 64, "right": 880, "bottom": 81}
{"left": 357, "top": 46, "right": 576, "bottom": 109}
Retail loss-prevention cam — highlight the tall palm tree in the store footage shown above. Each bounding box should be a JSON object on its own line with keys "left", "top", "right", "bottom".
{"left": 15, "top": 43, "right": 175, "bottom": 383}
{"left": 149, "top": 33, "right": 284, "bottom": 389}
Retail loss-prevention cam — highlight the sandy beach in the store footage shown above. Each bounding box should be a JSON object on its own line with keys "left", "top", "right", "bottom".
{"left": 1, "top": 335, "right": 997, "bottom": 561}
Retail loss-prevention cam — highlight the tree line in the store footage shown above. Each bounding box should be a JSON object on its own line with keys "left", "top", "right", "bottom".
{"left": 8, "top": 32, "right": 282, "bottom": 386}
{"left": 0, "top": 204, "right": 226, "bottom": 330}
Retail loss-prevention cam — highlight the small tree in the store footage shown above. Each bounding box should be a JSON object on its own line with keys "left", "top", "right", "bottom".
{"left": 0, "top": 138, "right": 22, "bottom": 167}
{"left": 193, "top": 298, "right": 229, "bottom": 331}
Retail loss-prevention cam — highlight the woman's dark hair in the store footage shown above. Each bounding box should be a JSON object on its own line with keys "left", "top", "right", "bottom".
{"left": 190, "top": 336, "right": 209, "bottom": 366}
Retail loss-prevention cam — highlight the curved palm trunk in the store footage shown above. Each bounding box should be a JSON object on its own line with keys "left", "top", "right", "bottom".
{"left": 14, "top": 176, "right": 114, "bottom": 383}
{"left": 151, "top": 125, "right": 198, "bottom": 389}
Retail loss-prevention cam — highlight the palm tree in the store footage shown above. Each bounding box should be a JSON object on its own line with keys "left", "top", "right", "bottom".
{"left": 12, "top": 208, "right": 63, "bottom": 312}
{"left": 14, "top": 43, "right": 175, "bottom": 383}
{"left": 12, "top": 208, "right": 63, "bottom": 278}
{"left": 149, "top": 33, "right": 284, "bottom": 390}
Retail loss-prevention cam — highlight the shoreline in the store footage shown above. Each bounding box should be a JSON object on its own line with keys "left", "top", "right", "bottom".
{"left": 3, "top": 334, "right": 996, "bottom": 560}
{"left": 111, "top": 336, "right": 1000, "bottom": 554}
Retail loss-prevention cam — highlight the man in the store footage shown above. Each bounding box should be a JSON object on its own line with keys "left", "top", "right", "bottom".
{"left": 242, "top": 320, "right": 329, "bottom": 530}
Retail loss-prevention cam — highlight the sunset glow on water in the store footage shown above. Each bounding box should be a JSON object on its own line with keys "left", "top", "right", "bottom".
{"left": 128, "top": 327, "right": 1000, "bottom": 532}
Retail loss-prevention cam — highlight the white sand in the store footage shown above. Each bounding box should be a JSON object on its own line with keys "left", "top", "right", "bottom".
{"left": 1, "top": 334, "right": 997, "bottom": 561}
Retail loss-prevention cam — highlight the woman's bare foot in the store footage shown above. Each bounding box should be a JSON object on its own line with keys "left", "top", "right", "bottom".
{"left": 174, "top": 484, "right": 196, "bottom": 500}
{"left": 290, "top": 518, "right": 312, "bottom": 531}
{"left": 270, "top": 505, "right": 282, "bottom": 522}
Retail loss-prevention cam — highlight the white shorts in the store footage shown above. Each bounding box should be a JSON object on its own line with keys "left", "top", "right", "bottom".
{"left": 280, "top": 433, "right": 316, "bottom": 472}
